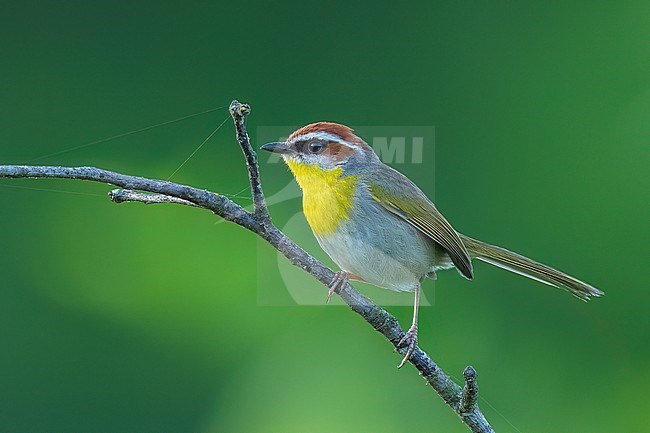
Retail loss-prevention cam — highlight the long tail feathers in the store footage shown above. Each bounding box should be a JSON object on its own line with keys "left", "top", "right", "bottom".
{"left": 460, "top": 235, "right": 604, "bottom": 301}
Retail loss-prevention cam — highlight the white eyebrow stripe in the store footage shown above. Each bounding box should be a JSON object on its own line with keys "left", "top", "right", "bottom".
{"left": 288, "top": 132, "right": 361, "bottom": 149}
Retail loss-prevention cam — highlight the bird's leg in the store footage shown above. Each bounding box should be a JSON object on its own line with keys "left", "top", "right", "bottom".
{"left": 396, "top": 284, "right": 420, "bottom": 368}
{"left": 327, "top": 271, "right": 350, "bottom": 304}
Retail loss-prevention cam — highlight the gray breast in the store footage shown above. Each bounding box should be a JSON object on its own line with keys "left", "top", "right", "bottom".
{"left": 315, "top": 186, "right": 441, "bottom": 292}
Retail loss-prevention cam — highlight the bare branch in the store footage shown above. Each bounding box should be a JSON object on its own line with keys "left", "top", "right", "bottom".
{"left": 0, "top": 100, "right": 495, "bottom": 433}
{"left": 109, "top": 189, "right": 199, "bottom": 207}
{"left": 459, "top": 366, "right": 480, "bottom": 414}
{"left": 229, "top": 100, "right": 270, "bottom": 223}
{"left": 0, "top": 165, "right": 259, "bottom": 230}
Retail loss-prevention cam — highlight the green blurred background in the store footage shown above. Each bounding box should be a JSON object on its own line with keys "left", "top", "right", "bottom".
{"left": 1, "top": 1, "right": 648, "bottom": 432}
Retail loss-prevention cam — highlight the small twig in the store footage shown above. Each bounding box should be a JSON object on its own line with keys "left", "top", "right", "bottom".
{"left": 229, "top": 100, "right": 270, "bottom": 223}
{"left": 109, "top": 189, "right": 199, "bottom": 207}
{"left": 0, "top": 165, "right": 259, "bottom": 231}
{"left": 0, "top": 100, "right": 494, "bottom": 433}
{"left": 459, "top": 366, "right": 480, "bottom": 415}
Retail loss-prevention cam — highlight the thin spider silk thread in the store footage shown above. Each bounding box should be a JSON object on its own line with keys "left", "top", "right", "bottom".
{"left": 166, "top": 114, "right": 230, "bottom": 180}
{"left": 0, "top": 183, "right": 105, "bottom": 197}
{"left": 0, "top": 183, "right": 251, "bottom": 201}
{"left": 26, "top": 105, "right": 228, "bottom": 163}
{"left": 12, "top": 105, "right": 248, "bottom": 199}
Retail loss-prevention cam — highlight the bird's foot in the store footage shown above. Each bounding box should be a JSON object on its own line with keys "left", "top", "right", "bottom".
{"left": 327, "top": 271, "right": 349, "bottom": 304}
{"left": 395, "top": 324, "right": 418, "bottom": 369}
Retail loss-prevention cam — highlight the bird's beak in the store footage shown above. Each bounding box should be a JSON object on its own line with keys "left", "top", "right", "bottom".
{"left": 260, "top": 142, "right": 292, "bottom": 155}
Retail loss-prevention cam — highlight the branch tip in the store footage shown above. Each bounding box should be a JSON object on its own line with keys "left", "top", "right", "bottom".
{"left": 229, "top": 100, "right": 251, "bottom": 118}
{"left": 229, "top": 99, "right": 270, "bottom": 223}
{"left": 459, "top": 365, "right": 479, "bottom": 414}
{"left": 108, "top": 189, "right": 122, "bottom": 203}
{"left": 464, "top": 365, "right": 477, "bottom": 383}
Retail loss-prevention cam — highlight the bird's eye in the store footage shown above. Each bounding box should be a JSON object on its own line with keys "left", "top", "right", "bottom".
{"left": 308, "top": 141, "right": 325, "bottom": 153}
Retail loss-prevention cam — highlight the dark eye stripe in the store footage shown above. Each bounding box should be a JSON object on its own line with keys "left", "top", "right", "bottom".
{"left": 294, "top": 141, "right": 305, "bottom": 152}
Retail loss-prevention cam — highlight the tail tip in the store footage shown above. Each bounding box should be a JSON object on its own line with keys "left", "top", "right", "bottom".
{"left": 576, "top": 286, "right": 605, "bottom": 302}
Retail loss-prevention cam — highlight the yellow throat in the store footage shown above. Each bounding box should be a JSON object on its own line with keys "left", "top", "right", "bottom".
{"left": 285, "top": 159, "right": 359, "bottom": 236}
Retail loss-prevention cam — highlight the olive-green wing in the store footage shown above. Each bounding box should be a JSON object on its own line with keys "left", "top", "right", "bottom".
{"left": 367, "top": 167, "right": 473, "bottom": 279}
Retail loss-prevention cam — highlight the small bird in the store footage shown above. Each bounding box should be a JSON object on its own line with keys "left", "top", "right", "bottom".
{"left": 261, "top": 122, "right": 603, "bottom": 367}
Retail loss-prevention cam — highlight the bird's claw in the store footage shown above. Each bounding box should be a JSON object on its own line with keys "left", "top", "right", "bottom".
{"left": 327, "top": 271, "right": 349, "bottom": 304}
{"left": 395, "top": 324, "right": 418, "bottom": 368}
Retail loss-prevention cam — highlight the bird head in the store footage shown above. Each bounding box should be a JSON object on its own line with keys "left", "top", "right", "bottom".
{"left": 260, "top": 122, "right": 377, "bottom": 173}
